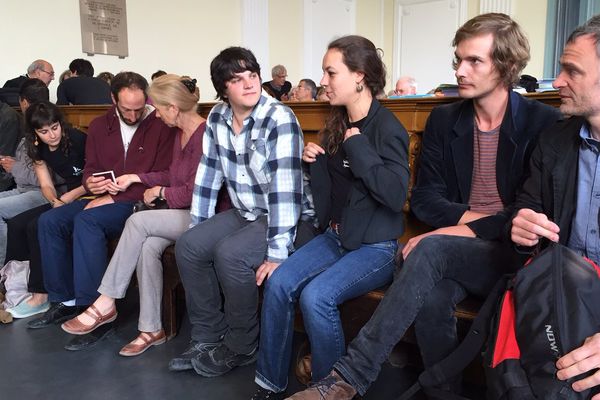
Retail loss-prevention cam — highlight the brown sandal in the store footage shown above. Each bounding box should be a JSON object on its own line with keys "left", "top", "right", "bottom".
{"left": 61, "top": 304, "right": 117, "bottom": 335}
{"left": 119, "top": 330, "right": 166, "bottom": 357}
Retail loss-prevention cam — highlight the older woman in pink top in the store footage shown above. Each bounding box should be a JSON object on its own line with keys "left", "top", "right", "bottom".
{"left": 62, "top": 75, "right": 205, "bottom": 356}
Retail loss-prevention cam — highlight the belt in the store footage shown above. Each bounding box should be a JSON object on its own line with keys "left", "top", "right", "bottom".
{"left": 329, "top": 221, "right": 341, "bottom": 235}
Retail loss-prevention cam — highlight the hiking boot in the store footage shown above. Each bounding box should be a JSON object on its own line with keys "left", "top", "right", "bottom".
{"left": 250, "top": 386, "right": 286, "bottom": 400}
{"left": 191, "top": 342, "right": 257, "bottom": 377}
{"left": 168, "top": 340, "right": 221, "bottom": 371}
{"left": 285, "top": 371, "right": 357, "bottom": 399}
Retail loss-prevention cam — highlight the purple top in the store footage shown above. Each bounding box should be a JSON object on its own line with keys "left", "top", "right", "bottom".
{"left": 138, "top": 122, "right": 205, "bottom": 209}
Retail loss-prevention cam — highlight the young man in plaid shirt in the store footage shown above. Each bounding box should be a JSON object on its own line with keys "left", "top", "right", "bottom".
{"left": 170, "top": 47, "right": 315, "bottom": 377}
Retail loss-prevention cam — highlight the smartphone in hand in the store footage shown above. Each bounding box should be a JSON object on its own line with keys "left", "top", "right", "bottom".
{"left": 92, "top": 170, "right": 116, "bottom": 183}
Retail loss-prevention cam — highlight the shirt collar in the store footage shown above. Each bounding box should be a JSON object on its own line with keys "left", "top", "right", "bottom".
{"left": 220, "top": 91, "right": 270, "bottom": 140}
{"left": 579, "top": 123, "right": 600, "bottom": 152}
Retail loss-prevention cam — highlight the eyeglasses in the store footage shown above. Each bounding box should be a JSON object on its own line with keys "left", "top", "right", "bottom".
{"left": 40, "top": 69, "right": 55, "bottom": 77}
{"left": 277, "top": 75, "right": 287, "bottom": 79}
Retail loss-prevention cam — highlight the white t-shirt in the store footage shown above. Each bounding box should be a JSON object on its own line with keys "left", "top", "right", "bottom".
{"left": 118, "top": 104, "right": 154, "bottom": 156}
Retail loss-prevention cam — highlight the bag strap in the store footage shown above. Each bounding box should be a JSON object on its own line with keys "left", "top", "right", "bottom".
{"left": 396, "top": 276, "right": 510, "bottom": 400}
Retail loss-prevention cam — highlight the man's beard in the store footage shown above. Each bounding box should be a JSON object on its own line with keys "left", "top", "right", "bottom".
{"left": 116, "top": 106, "right": 143, "bottom": 126}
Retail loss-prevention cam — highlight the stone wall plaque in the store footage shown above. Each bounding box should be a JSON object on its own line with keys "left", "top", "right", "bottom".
{"left": 79, "top": 0, "right": 128, "bottom": 58}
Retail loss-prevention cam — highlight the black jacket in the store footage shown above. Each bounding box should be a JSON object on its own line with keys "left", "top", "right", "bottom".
{"left": 411, "top": 91, "right": 561, "bottom": 240}
{"left": 57, "top": 76, "right": 111, "bottom": 105}
{"left": 509, "top": 116, "right": 583, "bottom": 246}
{"left": 309, "top": 99, "right": 409, "bottom": 250}
{"left": 3, "top": 75, "right": 27, "bottom": 89}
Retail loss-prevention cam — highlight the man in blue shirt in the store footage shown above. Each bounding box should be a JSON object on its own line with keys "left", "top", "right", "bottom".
{"left": 510, "top": 15, "right": 600, "bottom": 396}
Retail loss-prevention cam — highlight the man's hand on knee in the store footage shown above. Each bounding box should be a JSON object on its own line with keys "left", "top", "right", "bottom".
{"left": 256, "top": 261, "right": 280, "bottom": 286}
{"left": 557, "top": 332, "right": 600, "bottom": 397}
{"left": 511, "top": 208, "right": 559, "bottom": 247}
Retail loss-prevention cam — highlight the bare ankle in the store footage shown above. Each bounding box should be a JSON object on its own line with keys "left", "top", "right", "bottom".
{"left": 93, "top": 295, "right": 116, "bottom": 312}
{"left": 27, "top": 293, "right": 48, "bottom": 306}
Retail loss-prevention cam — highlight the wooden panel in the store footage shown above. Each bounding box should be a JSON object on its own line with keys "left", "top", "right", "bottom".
{"left": 59, "top": 93, "right": 561, "bottom": 135}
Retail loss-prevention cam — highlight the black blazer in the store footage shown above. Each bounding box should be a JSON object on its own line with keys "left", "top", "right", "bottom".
{"left": 509, "top": 116, "right": 582, "bottom": 246}
{"left": 309, "top": 99, "right": 410, "bottom": 250}
{"left": 411, "top": 91, "right": 561, "bottom": 240}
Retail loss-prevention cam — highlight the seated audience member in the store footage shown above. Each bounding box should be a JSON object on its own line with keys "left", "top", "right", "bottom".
{"left": 170, "top": 47, "right": 315, "bottom": 376}
{"left": 252, "top": 35, "right": 409, "bottom": 400}
{"left": 294, "top": 79, "right": 317, "bottom": 101}
{"left": 3, "top": 60, "right": 54, "bottom": 88}
{"left": 5, "top": 101, "right": 87, "bottom": 318}
{"left": 388, "top": 76, "right": 417, "bottom": 97}
{"left": 151, "top": 70, "right": 167, "bottom": 81}
{"left": 96, "top": 72, "right": 114, "bottom": 86}
{"left": 262, "top": 64, "right": 292, "bottom": 101}
{"left": 316, "top": 86, "right": 329, "bottom": 101}
{"left": 509, "top": 15, "right": 600, "bottom": 396}
{"left": 61, "top": 75, "right": 207, "bottom": 356}
{"left": 0, "top": 79, "right": 50, "bottom": 266}
{"left": 59, "top": 69, "right": 72, "bottom": 84}
{"left": 29, "top": 72, "right": 175, "bottom": 352}
{"left": 287, "top": 13, "right": 561, "bottom": 399}
{"left": 0, "top": 94, "right": 21, "bottom": 191}
{"left": 287, "top": 85, "right": 299, "bottom": 101}
{"left": 56, "top": 58, "right": 112, "bottom": 105}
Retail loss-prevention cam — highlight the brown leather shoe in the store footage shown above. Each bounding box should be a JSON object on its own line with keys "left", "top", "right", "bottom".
{"left": 119, "top": 330, "right": 166, "bottom": 357}
{"left": 61, "top": 304, "right": 117, "bottom": 335}
{"left": 286, "top": 371, "right": 357, "bottom": 399}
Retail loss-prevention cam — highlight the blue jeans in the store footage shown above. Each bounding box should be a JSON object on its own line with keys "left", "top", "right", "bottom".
{"left": 255, "top": 229, "right": 397, "bottom": 393}
{"left": 38, "top": 200, "right": 134, "bottom": 305}
{"left": 334, "top": 235, "right": 523, "bottom": 395}
{"left": 0, "top": 189, "right": 46, "bottom": 265}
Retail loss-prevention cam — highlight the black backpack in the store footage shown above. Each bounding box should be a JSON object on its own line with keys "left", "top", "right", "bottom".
{"left": 398, "top": 244, "right": 600, "bottom": 400}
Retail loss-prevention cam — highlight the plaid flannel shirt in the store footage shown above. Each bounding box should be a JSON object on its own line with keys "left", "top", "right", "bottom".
{"left": 191, "top": 93, "right": 313, "bottom": 262}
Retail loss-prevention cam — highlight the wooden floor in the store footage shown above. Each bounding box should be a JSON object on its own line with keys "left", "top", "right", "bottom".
{"left": 0, "top": 287, "right": 436, "bottom": 400}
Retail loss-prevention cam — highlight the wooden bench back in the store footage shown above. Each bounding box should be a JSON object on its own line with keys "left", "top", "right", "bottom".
{"left": 58, "top": 93, "right": 561, "bottom": 233}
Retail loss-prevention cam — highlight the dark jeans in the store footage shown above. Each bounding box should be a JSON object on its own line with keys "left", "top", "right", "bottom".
{"left": 415, "top": 279, "right": 467, "bottom": 369}
{"left": 37, "top": 200, "right": 134, "bottom": 305}
{"left": 6, "top": 203, "right": 51, "bottom": 293}
{"left": 334, "top": 235, "right": 522, "bottom": 395}
{"left": 175, "top": 209, "right": 269, "bottom": 355}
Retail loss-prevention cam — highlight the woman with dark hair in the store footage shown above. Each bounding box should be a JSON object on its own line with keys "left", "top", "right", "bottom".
{"left": 6, "top": 101, "right": 87, "bottom": 318}
{"left": 252, "top": 35, "right": 409, "bottom": 399}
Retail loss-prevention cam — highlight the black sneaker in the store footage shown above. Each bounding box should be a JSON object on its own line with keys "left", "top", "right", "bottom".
{"left": 27, "top": 303, "right": 83, "bottom": 329}
{"left": 191, "top": 342, "right": 257, "bottom": 377}
{"left": 250, "top": 387, "right": 285, "bottom": 400}
{"left": 168, "top": 340, "right": 221, "bottom": 371}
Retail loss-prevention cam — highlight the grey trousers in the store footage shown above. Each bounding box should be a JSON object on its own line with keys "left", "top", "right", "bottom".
{"left": 98, "top": 209, "right": 191, "bottom": 332}
{"left": 175, "top": 209, "right": 268, "bottom": 355}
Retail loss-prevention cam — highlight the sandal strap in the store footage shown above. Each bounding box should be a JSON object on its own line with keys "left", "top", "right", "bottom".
{"left": 137, "top": 332, "right": 153, "bottom": 346}
{"left": 83, "top": 304, "right": 103, "bottom": 322}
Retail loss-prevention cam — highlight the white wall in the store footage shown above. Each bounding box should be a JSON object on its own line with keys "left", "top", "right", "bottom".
{"left": 1, "top": 0, "right": 242, "bottom": 102}
{"left": 394, "top": 0, "right": 467, "bottom": 94}
{"left": 1, "top": 0, "right": 548, "bottom": 102}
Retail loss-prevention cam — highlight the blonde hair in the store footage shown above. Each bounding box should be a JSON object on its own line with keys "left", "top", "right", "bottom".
{"left": 147, "top": 74, "right": 199, "bottom": 112}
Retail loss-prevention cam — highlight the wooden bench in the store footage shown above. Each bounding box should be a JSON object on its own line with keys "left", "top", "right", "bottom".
{"left": 58, "top": 92, "right": 561, "bottom": 342}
